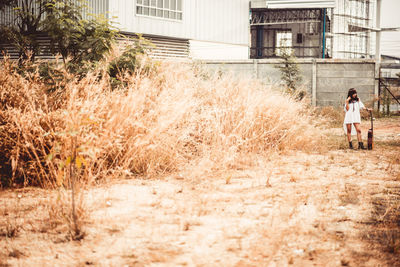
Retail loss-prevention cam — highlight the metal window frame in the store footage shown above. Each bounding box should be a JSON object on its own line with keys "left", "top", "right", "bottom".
{"left": 275, "top": 30, "right": 293, "bottom": 55}
{"left": 136, "top": 0, "right": 183, "bottom": 21}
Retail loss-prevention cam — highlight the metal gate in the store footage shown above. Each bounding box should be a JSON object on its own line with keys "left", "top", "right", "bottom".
{"left": 379, "top": 63, "right": 400, "bottom": 115}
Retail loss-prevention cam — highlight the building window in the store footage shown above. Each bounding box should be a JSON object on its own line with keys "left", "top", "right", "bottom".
{"left": 275, "top": 31, "right": 292, "bottom": 56}
{"left": 136, "top": 0, "right": 183, "bottom": 20}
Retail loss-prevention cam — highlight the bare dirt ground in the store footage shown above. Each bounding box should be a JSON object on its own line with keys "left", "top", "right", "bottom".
{"left": 1, "top": 117, "right": 400, "bottom": 267}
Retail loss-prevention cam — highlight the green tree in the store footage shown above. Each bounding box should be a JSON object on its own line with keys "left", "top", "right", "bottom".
{"left": 275, "top": 47, "right": 303, "bottom": 97}
{"left": 0, "top": 0, "right": 116, "bottom": 68}
{"left": 43, "top": 0, "right": 117, "bottom": 70}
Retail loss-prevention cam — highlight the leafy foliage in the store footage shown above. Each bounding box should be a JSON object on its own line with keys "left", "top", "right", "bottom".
{"left": 108, "top": 36, "right": 154, "bottom": 88}
{"left": 108, "top": 46, "right": 144, "bottom": 78}
{"left": 0, "top": 0, "right": 116, "bottom": 71}
{"left": 275, "top": 47, "right": 303, "bottom": 98}
{"left": 43, "top": 0, "right": 117, "bottom": 73}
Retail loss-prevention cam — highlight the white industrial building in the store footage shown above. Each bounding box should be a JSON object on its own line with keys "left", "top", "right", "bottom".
{"left": 108, "top": 0, "right": 250, "bottom": 60}
{"left": 0, "top": 0, "right": 250, "bottom": 60}
{"left": 0, "top": 0, "right": 384, "bottom": 60}
{"left": 116, "top": 0, "right": 381, "bottom": 60}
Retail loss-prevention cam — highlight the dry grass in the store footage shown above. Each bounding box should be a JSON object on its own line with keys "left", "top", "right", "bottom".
{"left": 0, "top": 52, "right": 326, "bottom": 245}
{"left": 313, "top": 106, "right": 344, "bottom": 127}
{"left": 339, "top": 183, "right": 360, "bottom": 206}
{"left": 0, "top": 195, "right": 23, "bottom": 239}
{"left": 0, "top": 52, "right": 323, "bottom": 188}
{"left": 0, "top": 221, "right": 20, "bottom": 239}
{"left": 45, "top": 189, "right": 87, "bottom": 240}
{"left": 382, "top": 150, "right": 400, "bottom": 181}
{"left": 364, "top": 189, "right": 400, "bottom": 257}
{"left": 0, "top": 226, "right": 19, "bottom": 240}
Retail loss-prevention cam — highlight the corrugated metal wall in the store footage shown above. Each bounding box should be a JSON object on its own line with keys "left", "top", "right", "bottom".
{"left": 0, "top": 33, "right": 55, "bottom": 60}
{"left": 0, "top": 0, "right": 45, "bottom": 26}
{"left": 108, "top": 0, "right": 250, "bottom": 46}
{"left": 118, "top": 32, "right": 190, "bottom": 58}
{"left": 0, "top": 5, "right": 14, "bottom": 26}
{"left": 80, "top": 0, "right": 109, "bottom": 19}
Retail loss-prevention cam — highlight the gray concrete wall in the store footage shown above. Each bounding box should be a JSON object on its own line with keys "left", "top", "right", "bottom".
{"left": 203, "top": 59, "right": 376, "bottom": 107}
{"left": 316, "top": 61, "right": 376, "bottom": 106}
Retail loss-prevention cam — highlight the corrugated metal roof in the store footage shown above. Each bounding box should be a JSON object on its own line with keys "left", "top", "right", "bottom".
{"left": 251, "top": 0, "right": 336, "bottom": 9}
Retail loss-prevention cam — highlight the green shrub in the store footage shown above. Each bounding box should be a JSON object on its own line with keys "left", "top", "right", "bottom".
{"left": 107, "top": 37, "right": 154, "bottom": 89}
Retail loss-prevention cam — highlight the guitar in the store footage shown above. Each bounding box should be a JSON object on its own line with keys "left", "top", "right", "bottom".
{"left": 367, "top": 110, "right": 373, "bottom": 150}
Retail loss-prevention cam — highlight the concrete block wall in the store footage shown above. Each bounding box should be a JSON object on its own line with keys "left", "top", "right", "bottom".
{"left": 316, "top": 61, "right": 376, "bottom": 106}
{"left": 203, "top": 59, "right": 376, "bottom": 108}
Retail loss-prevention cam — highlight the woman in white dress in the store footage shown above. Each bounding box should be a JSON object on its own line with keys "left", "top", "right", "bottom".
{"left": 344, "top": 88, "right": 371, "bottom": 149}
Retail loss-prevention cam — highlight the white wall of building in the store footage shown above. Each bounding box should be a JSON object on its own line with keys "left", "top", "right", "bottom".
{"left": 108, "top": 0, "right": 250, "bottom": 56}
{"left": 189, "top": 40, "right": 249, "bottom": 60}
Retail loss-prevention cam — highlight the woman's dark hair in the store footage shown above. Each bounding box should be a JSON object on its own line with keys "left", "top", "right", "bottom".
{"left": 347, "top": 88, "right": 359, "bottom": 102}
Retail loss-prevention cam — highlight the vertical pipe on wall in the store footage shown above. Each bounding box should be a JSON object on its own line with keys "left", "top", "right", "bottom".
{"left": 249, "top": 4, "right": 252, "bottom": 59}
{"left": 375, "top": 0, "right": 382, "bottom": 61}
{"left": 378, "top": 74, "right": 381, "bottom": 112}
{"left": 374, "top": 0, "right": 382, "bottom": 111}
{"left": 322, "top": 8, "right": 326, "bottom": 58}
{"left": 312, "top": 59, "right": 317, "bottom": 106}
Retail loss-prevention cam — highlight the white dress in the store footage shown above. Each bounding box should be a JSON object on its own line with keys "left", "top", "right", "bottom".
{"left": 343, "top": 100, "right": 365, "bottom": 135}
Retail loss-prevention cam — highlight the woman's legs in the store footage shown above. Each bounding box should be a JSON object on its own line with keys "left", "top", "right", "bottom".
{"left": 353, "top": 123, "right": 366, "bottom": 149}
{"left": 354, "top": 123, "right": 362, "bottom": 142}
{"left": 346, "top": 124, "right": 353, "bottom": 148}
{"left": 346, "top": 124, "right": 352, "bottom": 142}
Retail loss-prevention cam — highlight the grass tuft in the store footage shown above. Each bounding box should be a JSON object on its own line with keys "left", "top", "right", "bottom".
{"left": 45, "top": 189, "right": 87, "bottom": 240}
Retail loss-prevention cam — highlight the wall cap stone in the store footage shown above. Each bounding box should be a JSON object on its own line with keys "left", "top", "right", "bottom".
{"left": 202, "top": 59, "right": 376, "bottom": 64}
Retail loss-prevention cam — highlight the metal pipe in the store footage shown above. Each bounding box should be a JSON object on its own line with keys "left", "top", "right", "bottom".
{"left": 375, "top": 0, "right": 382, "bottom": 61}
{"left": 374, "top": 0, "right": 382, "bottom": 111}
{"left": 322, "top": 8, "right": 327, "bottom": 58}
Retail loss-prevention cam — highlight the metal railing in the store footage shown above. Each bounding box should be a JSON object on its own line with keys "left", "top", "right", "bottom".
{"left": 250, "top": 46, "right": 323, "bottom": 59}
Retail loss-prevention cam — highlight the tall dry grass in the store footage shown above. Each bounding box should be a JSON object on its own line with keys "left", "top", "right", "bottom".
{"left": 0, "top": 52, "right": 323, "bottom": 188}
{"left": 313, "top": 106, "right": 345, "bottom": 127}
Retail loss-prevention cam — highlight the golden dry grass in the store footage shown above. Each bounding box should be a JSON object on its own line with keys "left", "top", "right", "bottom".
{"left": 0, "top": 55, "right": 323, "bottom": 188}
{"left": 313, "top": 106, "right": 345, "bottom": 127}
